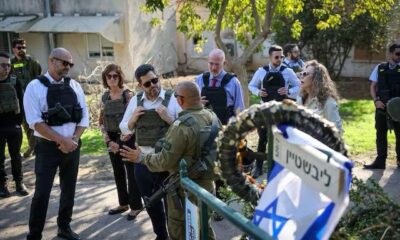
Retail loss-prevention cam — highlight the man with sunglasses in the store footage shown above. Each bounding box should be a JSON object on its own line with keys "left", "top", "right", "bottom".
{"left": 0, "top": 52, "right": 29, "bottom": 198}
{"left": 11, "top": 38, "right": 42, "bottom": 158}
{"left": 25, "top": 48, "right": 89, "bottom": 240}
{"left": 364, "top": 43, "right": 400, "bottom": 170}
{"left": 248, "top": 44, "right": 300, "bottom": 178}
{"left": 119, "top": 64, "right": 181, "bottom": 240}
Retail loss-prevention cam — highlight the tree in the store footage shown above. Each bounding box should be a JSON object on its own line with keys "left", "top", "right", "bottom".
{"left": 273, "top": 0, "right": 399, "bottom": 80}
{"left": 143, "top": 0, "right": 396, "bottom": 106}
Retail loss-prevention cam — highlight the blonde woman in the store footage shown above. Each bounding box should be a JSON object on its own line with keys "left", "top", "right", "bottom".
{"left": 296, "top": 60, "right": 343, "bottom": 133}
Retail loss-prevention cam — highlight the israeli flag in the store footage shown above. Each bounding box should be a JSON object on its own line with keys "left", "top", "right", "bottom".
{"left": 253, "top": 125, "right": 353, "bottom": 240}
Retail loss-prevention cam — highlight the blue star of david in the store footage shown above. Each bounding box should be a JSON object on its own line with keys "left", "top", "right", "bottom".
{"left": 254, "top": 198, "right": 289, "bottom": 238}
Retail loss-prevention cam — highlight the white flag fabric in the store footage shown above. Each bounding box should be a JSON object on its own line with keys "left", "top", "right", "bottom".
{"left": 253, "top": 125, "right": 353, "bottom": 240}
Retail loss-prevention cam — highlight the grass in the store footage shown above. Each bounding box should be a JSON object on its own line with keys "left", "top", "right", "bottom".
{"left": 15, "top": 98, "right": 394, "bottom": 157}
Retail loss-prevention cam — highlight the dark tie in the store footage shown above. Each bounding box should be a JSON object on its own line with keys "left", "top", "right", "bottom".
{"left": 211, "top": 78, "right": 217, "bottom": 87}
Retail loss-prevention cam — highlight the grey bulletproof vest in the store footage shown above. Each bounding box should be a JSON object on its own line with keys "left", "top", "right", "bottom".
{"left": 135, "top": 90, "right": 173, "bottom": 147}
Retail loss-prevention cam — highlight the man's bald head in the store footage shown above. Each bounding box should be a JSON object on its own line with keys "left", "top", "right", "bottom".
{"left": 175, "top": 81, "right": 201, "bottom": 108}
{"left": 48, "top": 48, "right": 73, "bottom": 81}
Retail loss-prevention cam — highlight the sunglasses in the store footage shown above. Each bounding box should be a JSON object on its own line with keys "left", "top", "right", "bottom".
{"left": 174, "top": 92, "right": 184, "bottom": 99}
{"left": 106, "top": 74, "right": 119, "bottom": 80}
{"left": 298, "top": 71, "right": 311, "bottom": 78}
{"left": 274, "top": 55, "right": 285, "bottom": 60}
{"left": 53, "top": 57, "right": 74, "bottom": 68}
{"left": 16, "top": 46, "right": 26, "bottom": 50}
{"left": 142, "top": 77, "right": 159, "bottom": 88}
{"left": 395, "top": 52, "right": 400, "bottom": 56}
{"left": 0, "top": 63, "right": 11, "bottom": 68}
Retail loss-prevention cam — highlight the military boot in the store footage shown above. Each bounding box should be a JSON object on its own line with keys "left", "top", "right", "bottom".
{"left": 15, "top": 181, "right": 29, "bottom": 196}
{"left": 0, "top": 184, "right": 11, "bottom": 198}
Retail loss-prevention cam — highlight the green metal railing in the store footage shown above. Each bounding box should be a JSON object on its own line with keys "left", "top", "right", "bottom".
{"left": 179, "top": 160, "right": 273, "bottom": 240}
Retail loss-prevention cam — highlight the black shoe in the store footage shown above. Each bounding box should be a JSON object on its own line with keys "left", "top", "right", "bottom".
{"left": 108, "top": 205, "right": 129, "bottom": 215}
{"left": 0, "top": 186, "right": 11, "bottom": 198}
{"left": 127, "top": 210, "right": 141, "bottom": 221}
{"left": 15, "top": 182, "right": 29, "bottom": 196}
{"left": 57, "top": 227, "right": 81, "bottom": 240}
{"left": 363, "top": 160, "right": 386, "bottom": 169}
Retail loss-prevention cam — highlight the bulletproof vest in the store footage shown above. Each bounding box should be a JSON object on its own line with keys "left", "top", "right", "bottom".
{"left": 11, "top": 56, "right": 32, "bottom": 88}
{"left": 377, "top": 63, "right": 400, "bottom": 103}
{"left": 262, "top": 65, "right": 287, "bottom": 102}
{"left": 135, "top": 90, "right": 173, "bottom": 147}
{"left": 38, "top": 76, "right": 83, "bottom": 126}
{"left": 0, "top": 75, "right": 20, "bottom": 114}
{"left": 102, "top": 89, "right": 130, "bottom": 132}
{"left": 200, "top": 72, "right": 235, "bottom": 125}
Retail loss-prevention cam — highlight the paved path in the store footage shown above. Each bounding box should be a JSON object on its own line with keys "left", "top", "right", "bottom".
{"left": 1, "top": 156, "right": 399, "bottom": 239}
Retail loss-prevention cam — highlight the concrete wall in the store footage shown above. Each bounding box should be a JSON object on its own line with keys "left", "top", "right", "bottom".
{"left": 0, "top": 0, "right": 44, "bottom": 14}
{"left": 19, "top": 32, "right": 50, "bottom": 71}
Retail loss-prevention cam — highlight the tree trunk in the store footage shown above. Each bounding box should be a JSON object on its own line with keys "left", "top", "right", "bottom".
{"left": 231, "top": 62, "right": 250, "bottom": 107}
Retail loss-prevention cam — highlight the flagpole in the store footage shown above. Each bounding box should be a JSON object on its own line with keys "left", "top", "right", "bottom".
{"left": 267, "top": 126, "right": 274, "bottom": 178}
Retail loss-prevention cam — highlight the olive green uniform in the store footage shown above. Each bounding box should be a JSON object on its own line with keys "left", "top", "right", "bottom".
{"left": 11, "top": 56, "right": 42, "bottom": 156}
{"left": 143, "top": 105, "right": 216, "bottom": 240}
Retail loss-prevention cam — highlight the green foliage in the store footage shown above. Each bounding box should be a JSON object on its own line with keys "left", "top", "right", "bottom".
{"left": 332, "top": 177, "right": 400, "bottom": 239}
{"left": 80, "top": 129, "right": 105, "bottom": 156}
{"left": 273, "top": 0, "right": 397, "bottom": 79}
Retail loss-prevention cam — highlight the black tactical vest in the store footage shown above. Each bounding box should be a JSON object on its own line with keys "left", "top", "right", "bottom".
{"left": 200, "top": 72, "right": 235, "bottom": 125}
{"left": 377, "top": 63, "right": 400, "bottom": 103}
{"left": 135, "top": 90, "right": 173, "bottom": 147}
{"left": 102, "top": 89, "right": 130, "bottom": 133}
{"left": 38, "top": 76, "right": 83, "bottom": 126}
{"left": 0, "top": 75, "right": 20, "bottom": 114}
{"left": 262, "top": 65, "right": 287, "bottom": 102}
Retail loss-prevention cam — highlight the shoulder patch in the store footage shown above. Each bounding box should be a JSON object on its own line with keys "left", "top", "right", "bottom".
{"left": 162, "top": 141, "right": 172, "bottom": 151}
{"left": 173, "top": 120, "right": 181, "bottom": 126}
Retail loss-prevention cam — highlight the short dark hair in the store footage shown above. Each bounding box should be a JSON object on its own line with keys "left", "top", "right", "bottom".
{"left": 283, "top": 43, "right": 298, "bottom": 56}
{"left": 0, "top": 52, "right": 10, "bottom": 59}
{"left": 101, "top": 63, "right": 125, "bottom": 89}
{"left": 388, "top": 43, "right": 400, "bottom": 53}
{"left": 135, "top": 64, "right": 156, "bottom": 83}
{"left": 268, "top": 45, "right": 283, "bottom": 55}
{"left": 12, "top": 38, "right": 26, "bottom": 48}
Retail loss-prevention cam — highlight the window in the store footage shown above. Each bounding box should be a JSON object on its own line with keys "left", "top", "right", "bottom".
{"left": 86, "top": 33, "right": 114, "bottom": 58}
{"left": 0, "top": 32, "right": 19, "bottom": 54}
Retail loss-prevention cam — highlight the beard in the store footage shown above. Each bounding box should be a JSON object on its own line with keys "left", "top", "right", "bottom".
{"left": 146, "top": 86, "right": 160, "bottom": 99}
{"left": 18, "top": 51, "right": 26, "bottom": 58}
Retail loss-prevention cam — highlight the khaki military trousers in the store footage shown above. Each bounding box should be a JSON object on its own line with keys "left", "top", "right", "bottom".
{"left": 167, "top": 179, "right": 216, "bottom": 240}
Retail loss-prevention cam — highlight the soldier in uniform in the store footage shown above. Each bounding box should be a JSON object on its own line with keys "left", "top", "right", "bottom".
{"left": 120, "top": 81, "right": 218, "bottom": 240}
{"left": 11, "top": 38, "right": 42, "bottom": 158}
{"left": 0, "top": 52, "right": 29, "bottom": 198}
{"left": 364, "top": 43, "right": 400, "bottom": 169}
{"left": 119, "top": 64, "right": 181, "bottom": 239}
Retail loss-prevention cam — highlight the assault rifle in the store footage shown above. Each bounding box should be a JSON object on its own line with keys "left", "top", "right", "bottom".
{"left": 137, "top": 159, "right": 209, "bottom": 215}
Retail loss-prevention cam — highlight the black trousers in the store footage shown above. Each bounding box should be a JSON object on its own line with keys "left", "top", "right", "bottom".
{"left": 375, "top": 110, "right": 400, "bottom": 165}
{"left": 134, "top": 163, "right": 169, "bottom": 239}
{"left": 0, "top": 126, "right": 23, "bottom": 185}
{"left": 256, "top": 127, "right": 268, "bottom": 170}
{"left": 27, "top": 138, "right": 80, "bottom": 240}
{"left": 107, "top": 132, "right": 142, "bottom": 210}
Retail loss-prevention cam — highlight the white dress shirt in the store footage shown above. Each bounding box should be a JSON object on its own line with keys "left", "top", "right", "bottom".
{"left": 248, "top": 64, "right": 301, "bottom": 100}
{"left": 23, "top": 71, "right": 90, "bottom": 139}
{"left": 119, "top": 88, "right": 182, "bottom": 154}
